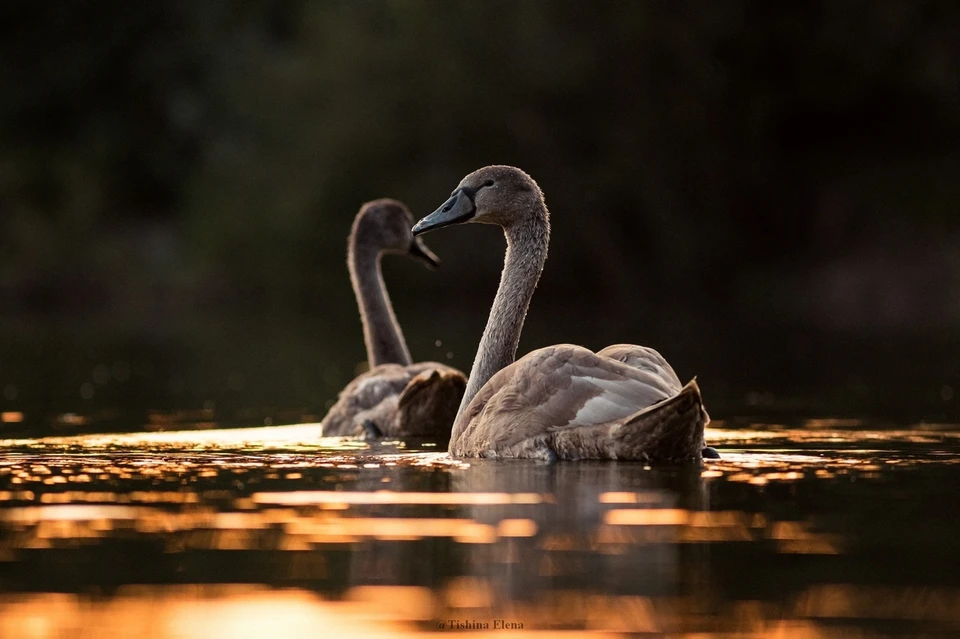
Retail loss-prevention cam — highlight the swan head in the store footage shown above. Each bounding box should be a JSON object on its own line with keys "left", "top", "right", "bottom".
{"left": 355, "top": 198, "right": 440, "bottom": 267}
{"left": 413, "top": 165, "right": 544, "bottom": 235}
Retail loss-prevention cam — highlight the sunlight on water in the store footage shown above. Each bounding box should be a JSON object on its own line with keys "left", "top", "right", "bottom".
{"left": 3, "top": 423, "right": 367, "bottom": 453}
{"left": 0, "top": 587, "right": 625, "bottom": 639}
{"left": 0, "top": 421, "right": 958, "bottom": 637}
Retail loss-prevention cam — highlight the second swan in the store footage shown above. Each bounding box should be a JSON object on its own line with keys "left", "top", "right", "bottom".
{"left": 321, "top": 199, "right": 466, "bottom": 438}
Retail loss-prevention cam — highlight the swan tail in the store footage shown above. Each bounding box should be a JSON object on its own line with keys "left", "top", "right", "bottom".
{"left": 610, "top": 378, "right": 708, "bottom": 462}
{"left": 397, "top": 368, "right": 467, "bottom": 437}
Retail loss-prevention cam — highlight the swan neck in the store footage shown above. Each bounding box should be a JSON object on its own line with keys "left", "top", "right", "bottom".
{"left": 455, "top": 207, "right": 549, "bottom": 424}
{"left": 348, "top": 241, "right": 412, "bottom": 368}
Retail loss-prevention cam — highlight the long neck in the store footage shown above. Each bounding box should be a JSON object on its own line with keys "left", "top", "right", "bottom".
{"left": 455, "top": 205, "right": 550, "bottom": 422}
{"left": 348, "top": 242, "right": 412, "bottom": 368}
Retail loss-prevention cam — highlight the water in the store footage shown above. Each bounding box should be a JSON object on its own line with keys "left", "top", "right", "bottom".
{"left": 1, "top": 421, "right": 958, "bottom": 638}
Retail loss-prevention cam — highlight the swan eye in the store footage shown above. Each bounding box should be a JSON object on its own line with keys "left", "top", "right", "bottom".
{"left": 483, "top": 180, "right": 494, "bottom": 187}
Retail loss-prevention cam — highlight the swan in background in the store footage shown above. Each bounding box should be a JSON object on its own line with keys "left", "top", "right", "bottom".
{"left": 321, "top": 199, "right": 466, "bottom": 438}
{"left": 412, "top": 166, "right": 711, "bottom": 461}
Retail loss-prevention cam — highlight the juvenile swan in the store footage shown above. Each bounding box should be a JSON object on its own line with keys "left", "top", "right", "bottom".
{"left": 412, "top": 167, "right": 710, "bottom": 461}
{"left": 321, "top": 199, "right": 466, "bottom": 438}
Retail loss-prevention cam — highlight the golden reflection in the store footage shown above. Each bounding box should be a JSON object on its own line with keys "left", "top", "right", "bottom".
{"left": 0, "top": 588, "right": 399, "bottom": 639}
{"left": 497, "top": 518, "right": 538, "bottom": 537}
{"left": 583, "top": 595, "right": 658, "bottom": 633}
{"left": 345, "top": 586, "right": 435, "bottom": 621}
{"left": 706, "top": 424, "right": 960, "bottom": 448}
{"left": 604, "top": 508, "right": 689, "bottom": 526}
{"left": 0, "top": 420, "right": 946, "bottom": 558}
{"left": 794, "top": 584, "right": 960, "bottom": 623}
{"left": 444, "top": 577, "right": 494, "bottom": 609}
{"left": 0, "top": 587, "right": 644, "bottom": 638}
{"left": 769, "top": 521, "right": 842, "bottom": 555}
{"left": 597, "top": 491, "right": 664, "bottom": 504}
{"left": 251, "top": 491, "right": 545, "bottom": 506}
{"left": 1, "top": 504, "right": 139, "bottom": 523}
{"left": 2, "top": 423, "right": 373, "bottom": 454}
{"left": 0, "top": 496, "right": 843, "bottom": 554}
{"left": 0, "top": 422, "right": 958, "bottom": 638}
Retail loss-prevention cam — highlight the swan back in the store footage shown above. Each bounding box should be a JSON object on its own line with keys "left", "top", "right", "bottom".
{"left": 321, "top": 361, "right": 465, "bottom": 437}
{"left": 452, "top": 344, "right": 689, "bottom": 455}
{"left": 595, "top": 344, "right": 682, "bottom": 393}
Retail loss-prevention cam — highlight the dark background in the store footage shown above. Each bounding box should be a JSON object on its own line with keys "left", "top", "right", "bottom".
{"left": 1, "top": 0, "right": 958, "bottom": 436}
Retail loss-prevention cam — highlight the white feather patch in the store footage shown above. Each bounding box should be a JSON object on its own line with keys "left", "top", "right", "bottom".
{"left": 570, "top": 394, "right": 635, "bottom": 426}
{"left": 555, "top": 375, "right": 674, "bottom": 428}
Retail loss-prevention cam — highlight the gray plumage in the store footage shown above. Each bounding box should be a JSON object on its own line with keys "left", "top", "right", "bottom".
{"left": 320, "top": 361, "right": 465, "bottom": 437}
{"left": 321, "top": 199, "right": 466, "bottom": 437}
{"left": 412, "top": 166, "right": 709, "bottom": 461}
{"left": 348, "top": 198, "right": 421, "bottom": 367}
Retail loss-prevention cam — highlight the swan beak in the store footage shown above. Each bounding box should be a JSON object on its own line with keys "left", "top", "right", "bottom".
{"left": 409, "top": 236, "right": 441, "bottom": 269}
{"left": 412, "top": 189, "right": 476, "bottom": 236}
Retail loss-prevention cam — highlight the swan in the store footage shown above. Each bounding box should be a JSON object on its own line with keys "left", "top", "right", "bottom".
{"left": 412, "top": 166, "right": 711, "bottom": 461}
{"left": 320, "top": 199, "right": 466, "bottom": 438}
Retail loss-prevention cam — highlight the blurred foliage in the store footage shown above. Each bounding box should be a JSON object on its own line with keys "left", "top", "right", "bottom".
{"left": 0, "top": 1, "right": 959, "bottom": 429}
{"left": 1, "top": 0, "right": 958, "bottom": 318}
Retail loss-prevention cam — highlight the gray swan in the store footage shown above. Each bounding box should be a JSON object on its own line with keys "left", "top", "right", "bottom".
{"left": 320, "top": 199, "right": 466, "bottom": 438}
{"left": 412, "top": 166, "right": 710, "bottom": 461}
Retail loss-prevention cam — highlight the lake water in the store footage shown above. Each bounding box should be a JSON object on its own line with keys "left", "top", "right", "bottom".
{"left": 1, "top": 420, "right": 958, "bottom": 638}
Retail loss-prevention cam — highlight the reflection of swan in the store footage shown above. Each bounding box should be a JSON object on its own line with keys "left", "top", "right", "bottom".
{"left": 333, "top": 459, "right": 708, "bottom": 619}
{"left": 321, "top": 200, "right": 465, "bottom": 438}
{"left": 450, "top": 460, "right": 709, "bottom": 529}
{"left": 413, "top": 166, "right": 709, "bottom": 460}
{"left": 447, "top": 461, "right": 709, "bottom": 610}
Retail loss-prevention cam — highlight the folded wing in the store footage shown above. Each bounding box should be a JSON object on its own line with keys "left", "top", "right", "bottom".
{"left": 452, "top": 344, "right": 702, "bottom": 459}
{"left": 321, "top": 362, "right": 465, "bottom": 437}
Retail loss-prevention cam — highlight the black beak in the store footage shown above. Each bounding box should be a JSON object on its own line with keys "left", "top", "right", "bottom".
{"left": 408, "top": 236, "right": 441, "bottom": 269}
{"left": 412, "top": 188, "right": 476, "bottom": 236}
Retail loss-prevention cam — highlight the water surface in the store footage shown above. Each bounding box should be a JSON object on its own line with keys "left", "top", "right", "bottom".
{"left": 1, "top": 421, "right": 958, "bottom": 637}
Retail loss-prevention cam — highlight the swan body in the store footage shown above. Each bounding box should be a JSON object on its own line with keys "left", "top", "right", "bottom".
{"left": 321, "top": 361, "right": 465, "bottom": 438}
{"left": 412, "top": 166, "right": 709, "bottom": 461}
{"left": 454, "top": 344, "right": 705, "bottom": 461}
{"left": 321, "top": 199, "right": 466, "bottom": 437}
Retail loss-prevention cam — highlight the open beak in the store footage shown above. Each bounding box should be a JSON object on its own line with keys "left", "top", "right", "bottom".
{"left": 412, "top": 188, "right": 476, "bottom": 236}
{"left": 408, "top": 236, "right": 440, "bottom": 269}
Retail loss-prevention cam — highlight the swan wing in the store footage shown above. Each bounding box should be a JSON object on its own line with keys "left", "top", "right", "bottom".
{"left": 533, "top": 345, "right": 678, "bottom": 429}
{"left": 550, "top": 378, "right": 707, "bottom": 461}
{"left": 595, "top": 344, "right": 682, "bottom": 393}
{"left": 454, "top": 344, "right": 687, "bottom": 455}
